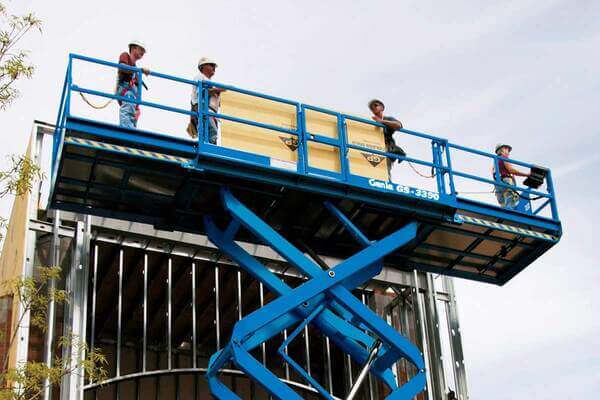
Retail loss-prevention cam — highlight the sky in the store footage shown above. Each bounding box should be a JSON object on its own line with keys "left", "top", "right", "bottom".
{"left": 2, "top": 0, "right": 600, "bottom": 398}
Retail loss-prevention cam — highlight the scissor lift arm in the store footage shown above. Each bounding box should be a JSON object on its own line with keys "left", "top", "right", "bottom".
{"left": 204, "top": 188, "right": 426, "bottom": 399}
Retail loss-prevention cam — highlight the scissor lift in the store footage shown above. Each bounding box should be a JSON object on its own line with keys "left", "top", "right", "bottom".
{"left": 49, "top": 54, "right": 562, "bottom": 399}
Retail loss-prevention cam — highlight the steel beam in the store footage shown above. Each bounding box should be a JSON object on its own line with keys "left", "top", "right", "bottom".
{"left": 60, "top": 216, "right": 92, "bottom": 400}
{"left": 423, "top": 273, "right": 446, "bottom": 400}
{"left": 42, "top": 210, "right": 60, "bottom": 400}
{"left": 444, "top": 277, "right": 469, "bottom": 400}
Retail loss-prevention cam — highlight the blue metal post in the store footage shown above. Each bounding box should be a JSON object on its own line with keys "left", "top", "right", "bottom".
{"left": 202, "top": 81, "right": 210, "bottom": 145}
{"left": 51, "top": 55, "right": 72, "bottom": 186}
{"left": 432, "top": 140, "right": 445, "bottom": 195}
{"left": 494, "top": 154, "right": 503, "bottom": 182}
{"left": 52, "top": 66, "right": 70, "bottom": 171}
{"left": 65, "top": 55, "right": 72, "bottom": 124}
{"left": 195, "top": 79, "right": 204, "bottom": 160}
{"left": 444, "top": 141, "right": 456, "bottom": 197}
{"left": 339, "top": 116, "right": 350, "bottom": 181}
{"left": 296, "top": 105, "right": 307, "bottom": 174}
{"left": 545, "top": 170, "right": 559, "bottom": 220}
{"left": 137, "top": 70, "right": 143, "bottom": 104}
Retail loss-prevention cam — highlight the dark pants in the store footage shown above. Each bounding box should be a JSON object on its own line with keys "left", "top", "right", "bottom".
{"left": 385, "top": 139, "right": 406, "bottom": 176}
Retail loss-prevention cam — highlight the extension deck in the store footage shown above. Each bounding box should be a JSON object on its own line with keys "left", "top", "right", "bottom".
{"left": 51, "top": 112, "right": 560, "bottom": 286}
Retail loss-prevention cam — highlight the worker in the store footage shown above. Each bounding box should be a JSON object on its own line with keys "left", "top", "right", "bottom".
{"left": 368, "top": 99, "right": 406, "bottom": 176}
{"left": 187, "top": 57, "right": 225, "bottom": 144}
{"left": 493, "top": 143, "right": 530, "bottom": 208}
{"left": 116, "top": 40, "right": 150, "bottom": 128}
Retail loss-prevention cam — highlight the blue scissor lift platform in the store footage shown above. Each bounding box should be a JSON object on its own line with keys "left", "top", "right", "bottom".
{"left": 49, "top": 55, "right": 562, "bottom": 399}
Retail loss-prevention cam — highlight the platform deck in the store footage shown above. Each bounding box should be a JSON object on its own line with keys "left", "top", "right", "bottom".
{"left": 51, "top": 116, "right": 560, "bottom": 286}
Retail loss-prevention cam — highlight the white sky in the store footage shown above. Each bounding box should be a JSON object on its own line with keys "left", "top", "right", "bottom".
{"left": 3, "top": 0, "right": 600, "bottom": 398}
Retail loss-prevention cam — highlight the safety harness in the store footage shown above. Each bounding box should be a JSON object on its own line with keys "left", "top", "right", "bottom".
{"left": 118, "top": 74, "right": 141, "bottom": 121}
{"left": 79, "top": 61, "right": 145, "bottom": 119}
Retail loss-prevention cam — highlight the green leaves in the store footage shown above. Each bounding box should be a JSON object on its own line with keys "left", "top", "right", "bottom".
{"left": 0, "top": 154, "right": 44, "bottom": 198}
{"left": 0, "top": 2, "right": 42, "bottom": 109}
{"left": 0, "top": 154, "right": 45, "bottom": 242}
{"left": 0, "top": 154, "right": 44, "bottom": 242}
{"left": 0, "top": 341, "right": 107, "bottom": 400}
{"left": 0, "top": 268, "right": 107, "bottom": 399}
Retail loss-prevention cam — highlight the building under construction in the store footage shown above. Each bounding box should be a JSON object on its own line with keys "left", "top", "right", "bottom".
{"left": 0, "top": 55, "right": 561, "bottom": 400}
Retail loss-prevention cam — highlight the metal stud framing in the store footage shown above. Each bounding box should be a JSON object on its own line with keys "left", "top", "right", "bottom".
{"left": 192, "top": 262, "right": 198, "bottom": 368}
{"left": 59, "top": 217, "right": 92, "bottom": 400}
{"left": 19, "top": 199, "right": 470, "bottom": 400}
{"left": 443, "top": 277, "right": 469, "bottom": 399}
{"left": 27, "top": 210, "right": 468, "bottom": 400}
{"left": 43, "top": 210, "right": 61, "bottom": 400}
{"left": 167, "top": 257, "right": 172, "bottom": 370}
{"left": 215, "top": 264, "right": 221, "bottom": 351}
{"left": 143, "top": 254, "right": 148, "bottom": 372}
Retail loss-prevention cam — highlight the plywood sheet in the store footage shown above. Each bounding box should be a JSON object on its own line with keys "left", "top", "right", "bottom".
{"left": 219, "top": 92, "right": 388, "bottom": 180}
{"left": 305, "top": 109, "right": 338, "bottom": 139}
{"left": 220, "top": 91, "right": 298, "bottom": 164}
{"left": 0, "top": 134, "right": 34, "bottom": 369}
{"left": 346, "top": 118, "right": 389, "bottom": 181}
{"left": 307, "top": 142, "right": 341, "bottom": 173}
{"left": 305, "top": 109, "right": 340, "bottom": 173}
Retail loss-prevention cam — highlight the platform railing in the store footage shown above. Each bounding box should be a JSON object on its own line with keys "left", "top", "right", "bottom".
{"left": 199, "top": 80, "right": 305, "bottom": 169}
{"left": 201, "top": 80, "right": 452, "bottom": 200}
{"left": 446, "top": 142, "right": 558, "bottom": 218}
{"left": 53, "top": 54, "right": 559, "bottom": 222}
{"left": 51, "top": 53, "right": 198, "bottom": 180}
{"left": 51, "top": 61, "right": 73, "bottom": 190}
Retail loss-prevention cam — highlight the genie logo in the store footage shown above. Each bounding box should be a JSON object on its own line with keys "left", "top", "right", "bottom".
{"left": 360, "top": 152, "right": 385, "bottom": 167}
{"left": 368, "top": 179, "right": 394, "bottom": 191}
{"left": 279, "top": 136, "right": 299, "bottom": 151}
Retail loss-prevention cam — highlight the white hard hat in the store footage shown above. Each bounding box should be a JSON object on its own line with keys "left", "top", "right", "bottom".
{"left": 495, "top": 143, "right": 512, "bottom": 154}
{"left": 368, "top": 98, "right": 385, "bottom": 110}
{"left": 128, "top": 40, "right": 147, "bottom": 52}
{"left": 198, "top": 57, "right": 218, "bottom": 68}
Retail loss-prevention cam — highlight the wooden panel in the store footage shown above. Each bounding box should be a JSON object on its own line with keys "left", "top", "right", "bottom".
{"left": 220, "top": 90, "right": 297, "bottom": 129}
{"left": 219, "top": 92, "right": 388, "bottom": 179}
{"left": 305, "top": 109, "right": 341, "bottom": 173}
{"left": 220, "top": 119, "right": 299, "bottom": 164}
{"left": 305, "top": 109, "right": 338, "bottom": 139}
{"left": 307, "top": 142, "right": 341, "bottom": 173}
{"left": 346, "top": 118, "right": 389, "bottom": 180}
{"left": 0, "top": 134, "right": 34, "bottom": 370}
{"left": 219, "top": 91, "right": 298, "bottom": 164}
{"left": 0, "top": 296, "right": 13, "bottom": 368}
